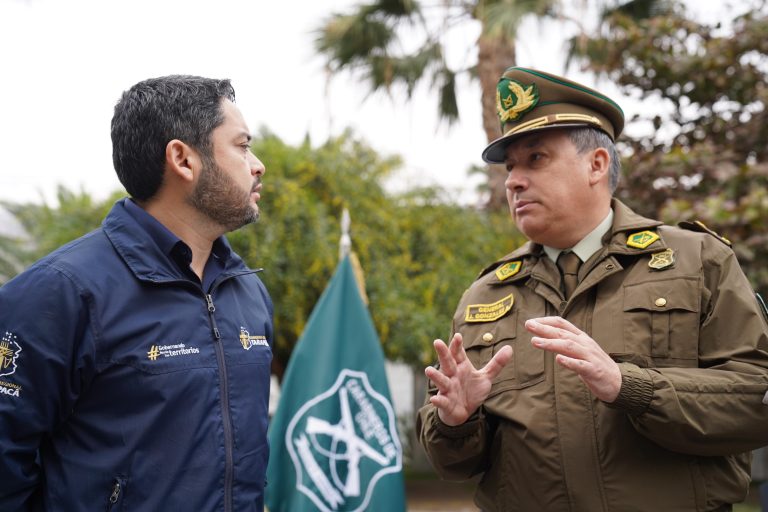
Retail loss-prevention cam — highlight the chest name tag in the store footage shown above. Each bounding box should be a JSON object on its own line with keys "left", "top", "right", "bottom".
{"left": 465, "top": 293, "right": 515, "bottom": 323}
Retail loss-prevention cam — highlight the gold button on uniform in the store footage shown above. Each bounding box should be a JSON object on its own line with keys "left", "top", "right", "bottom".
{"left": 655, "top": 298, "right": 668, "bottom": 307}
{"left": 483, "top": 332, "right": 494, "bottom": 343}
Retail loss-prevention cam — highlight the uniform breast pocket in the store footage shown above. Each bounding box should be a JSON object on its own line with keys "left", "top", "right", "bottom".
{"left": 460, "top": 309, "right": 545, "bottom": 396}
{"left": 622, "top": 277, "right": 701, "bottom": 367}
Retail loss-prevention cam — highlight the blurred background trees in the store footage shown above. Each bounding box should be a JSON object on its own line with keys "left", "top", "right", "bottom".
{"left": 315, "top": 0, "right": 557, "bottom": 210}
{"left": 569, "top": 0, "right": 768, "bottom": 294}
{"left": 229, "top": 130, "right": 521, "bottom": 377}
{"left": 2, "top": 0, "right": 766, "bottom": 372}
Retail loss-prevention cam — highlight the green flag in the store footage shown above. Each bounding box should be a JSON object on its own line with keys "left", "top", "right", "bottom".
{"left": 266, "top": 255, "right": 406, "bottom": 512}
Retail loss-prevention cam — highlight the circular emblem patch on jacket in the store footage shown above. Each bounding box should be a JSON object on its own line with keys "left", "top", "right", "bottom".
{"left": 285, "top": 369, "right": 402, "bottom": 511}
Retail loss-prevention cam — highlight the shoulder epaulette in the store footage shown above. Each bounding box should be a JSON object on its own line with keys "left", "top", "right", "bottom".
{"left": 678, "top": 220, "right": 732, "bottom": 247}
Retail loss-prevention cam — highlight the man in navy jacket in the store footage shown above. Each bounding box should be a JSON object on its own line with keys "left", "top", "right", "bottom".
{"left": 0, "top": 75, "right": 273, "bottom": 511}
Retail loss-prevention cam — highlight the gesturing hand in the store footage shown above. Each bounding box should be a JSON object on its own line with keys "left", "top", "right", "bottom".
{"left": 425, "top": 333, "right": 513, "bottom": 426}
{"left": 525, "top": 316, "right": 621, "bottom": 402}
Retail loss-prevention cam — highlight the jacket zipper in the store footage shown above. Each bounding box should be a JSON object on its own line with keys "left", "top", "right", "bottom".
{"left": 147, "top": 269, "right": 262, "bottom": 512}
{"left": 106, "top": 477, "right": 123, "bottom": 511}
{"left": 205, "top": 292, "right": 233, "bottom": 512}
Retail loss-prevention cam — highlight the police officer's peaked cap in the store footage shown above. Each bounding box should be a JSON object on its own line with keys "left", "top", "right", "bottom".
{"left": 482, "top": 67, "right": 625, "bottom": 163}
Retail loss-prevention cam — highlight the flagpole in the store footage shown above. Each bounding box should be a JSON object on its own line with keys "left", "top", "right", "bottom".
{"left": 339, "top": 208, "right": 351, "bottom": 261}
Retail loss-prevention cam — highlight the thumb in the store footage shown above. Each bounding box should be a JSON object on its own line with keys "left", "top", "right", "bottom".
{"left": 482, "top": 345, "right": 513, "bottom": 380}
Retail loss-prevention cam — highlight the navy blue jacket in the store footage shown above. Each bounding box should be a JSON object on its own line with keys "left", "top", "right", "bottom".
{"left": 0, "top": 199, "right": 273, "bottom": 511}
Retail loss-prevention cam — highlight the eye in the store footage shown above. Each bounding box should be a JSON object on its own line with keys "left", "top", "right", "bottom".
{"left": 528, "top": 151, "right": 547, "bottom": 166}
{"left": 505, "top": 162, "right": 515, "bottom": 172}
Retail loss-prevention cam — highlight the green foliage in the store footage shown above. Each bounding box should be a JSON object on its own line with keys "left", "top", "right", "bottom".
{"left": 0, "top": 204, "right": 32, "bottom": 283}
{"left": 570, "top": 1, "right": 768, "bottom": 294}
{"left": 229, "top": 130, "right": 523, "bottom": 374}
{"left": 13, "top": 186, "right": 125, "bottom": 261}
{"left": 479, "top": 0, "right": 554, "bottom": 39}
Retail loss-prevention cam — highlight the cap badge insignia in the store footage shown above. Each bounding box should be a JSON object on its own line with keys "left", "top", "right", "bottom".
{"left": 627, "top": 230, "right": 660, "bottom": 249}
{"left": 466, "top": 293, "right": 515, "bottom": 323}
{"left": 495, "top": 261, "right": 522, "bottom": 281}
{"left": 648, "top": 248, "right": 675, "bottom": 270}
{"left": 497, "top": 79, "right": 538, "bottom": 123}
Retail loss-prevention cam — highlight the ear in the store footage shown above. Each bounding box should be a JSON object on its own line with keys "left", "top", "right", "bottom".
{"left": 588, "top": 147, "right": 611, "bottom": 186}
{"left": 165, "top": 139, "right": 199, "bottom": 184}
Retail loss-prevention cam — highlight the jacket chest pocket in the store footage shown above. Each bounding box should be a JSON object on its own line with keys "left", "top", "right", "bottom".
{"left": 622, "top": 277, "right": 701, "bottom": 367}
{"left": 459, "top": 309, "right": 545, "bottom": 396}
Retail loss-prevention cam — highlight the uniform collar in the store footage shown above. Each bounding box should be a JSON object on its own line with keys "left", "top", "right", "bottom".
{"left": 542, "top": 209, "right": 613, "bottom": 264}
{"left": 479, "top": 198, "right": 665, "bottom": 284}
{"left": 604, "top": 198, "right": 666, "bottom": 256}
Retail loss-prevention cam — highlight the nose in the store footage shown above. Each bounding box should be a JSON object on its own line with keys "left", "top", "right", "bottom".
{"left": 505, "top": 168, "right": 527, "bottom": 192}
{"left": 248, "top": 151, "right": 265, "bottom": 176}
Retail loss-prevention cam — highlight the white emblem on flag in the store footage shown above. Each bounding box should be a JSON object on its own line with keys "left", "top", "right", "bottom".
{"left": 285, "top": 369, "right": 402, "bottom": 511}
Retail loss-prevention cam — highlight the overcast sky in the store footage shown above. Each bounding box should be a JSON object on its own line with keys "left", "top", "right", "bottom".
{"left": 0, "top": 0, "right": 729, "bottom": 207}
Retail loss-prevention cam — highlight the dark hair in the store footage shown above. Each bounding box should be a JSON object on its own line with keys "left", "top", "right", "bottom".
{"left": 567, "top": 127, "right": 621, "bottom": 193}
{"left": 110, "top": 75, "right": 236, "bottom": 201}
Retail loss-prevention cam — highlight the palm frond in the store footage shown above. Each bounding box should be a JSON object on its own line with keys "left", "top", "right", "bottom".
{"left": 367, "top": 42, "right": 443, "bottom": 94}
{"left": 363, "top": 0, "right": 421, "bottom": 18}
{"left": 479, "top": 0, "right": 556, "bottom": 39}
{"left": 437, "top": 67, "right": 459, "bottom": 123}
{"left": 603, "top": 0, "right": 675, "bottom": 22}
{"left": 315, "top": 13, "right": 395, "bottom": 69}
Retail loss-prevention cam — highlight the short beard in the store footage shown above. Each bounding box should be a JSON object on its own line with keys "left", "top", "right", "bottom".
{"left": 188, "top": 152, "right": 258, "bottom": 232}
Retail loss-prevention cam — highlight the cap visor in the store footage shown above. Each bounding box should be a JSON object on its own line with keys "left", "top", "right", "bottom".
{"left": 481, "top": 123, "right": 591, "bottom": 164}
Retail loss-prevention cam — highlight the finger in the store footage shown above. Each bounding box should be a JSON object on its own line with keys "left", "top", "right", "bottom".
{"left": 555, "top": 353, "right": 589, "bottom": 374}
{"left": 448, "top": 333, "right": 467, "bottom": 365}
{"left": 531, "top": 335, "right": 588, "bottom": 361}
{"left": 424, "top": 365, "right": 452, "bottom": 392}
{"left": 555, "top": 354, "right": 622, "bottom": 402}
{"left": 526, "top": 321, "right": 573, "bottom": 342}
{"left": 482, "top": 345, "right": 513, "bottom": 380}
{"left": 526, "top": 316, "right": 580, "bottom": 335}
{"left": 429, "top": 394, "right": 453, "bottom": 411}
{"left": 433, "top": 339, "right": 457, "bottom": 376}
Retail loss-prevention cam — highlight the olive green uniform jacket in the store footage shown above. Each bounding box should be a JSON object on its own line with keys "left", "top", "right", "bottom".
{"left": 417, "top": 200, "right": 768, "bottom": 512}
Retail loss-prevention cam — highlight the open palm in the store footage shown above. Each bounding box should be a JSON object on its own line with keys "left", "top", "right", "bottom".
{"left": 425, "top": 333, "right": 513, "bottom": 426}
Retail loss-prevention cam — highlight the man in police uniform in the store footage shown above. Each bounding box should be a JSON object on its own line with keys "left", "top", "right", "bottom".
{"left": 416, "top": 67, "right": 768, "bottom": 511}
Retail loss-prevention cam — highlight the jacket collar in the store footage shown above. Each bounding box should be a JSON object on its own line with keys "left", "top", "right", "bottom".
{"left": 102, "top": 198, "right": 249, "bottom": 283}
{"left": 480, "top": 198, "right": 665, "bottom": 284}
{"left": 603, "top": 198, "right": 666, "bottom": 257}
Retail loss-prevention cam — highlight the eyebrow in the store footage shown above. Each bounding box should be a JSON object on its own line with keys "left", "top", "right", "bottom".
{"left": 506, "top": 137, "right": 543, "bottom": 160}
{"left": 522, "top": 137, "right": 543, "bottom": 149}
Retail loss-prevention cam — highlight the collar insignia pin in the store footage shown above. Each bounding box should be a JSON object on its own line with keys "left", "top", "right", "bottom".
{"left": 627, "top": 230, "right": 660, "bottom": 249}
{"left": 495, "top": 261, "right": 522, "bottom": 281}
